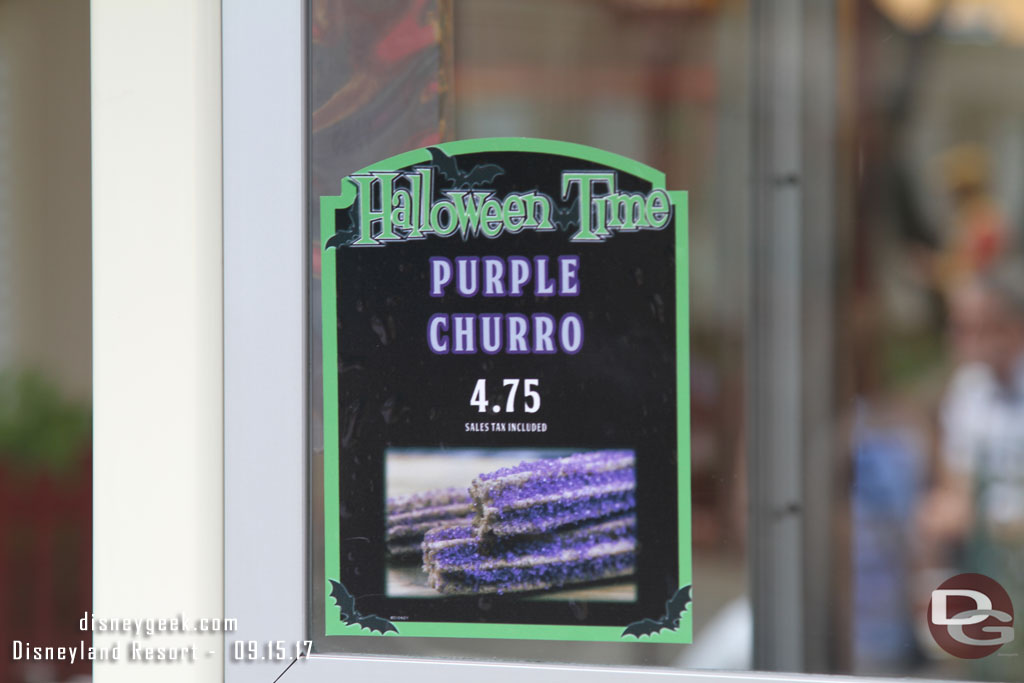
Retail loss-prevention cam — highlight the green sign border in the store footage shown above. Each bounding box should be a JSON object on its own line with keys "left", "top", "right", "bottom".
{"left": 319, "top": 137, "right": 691, "bottom": 643}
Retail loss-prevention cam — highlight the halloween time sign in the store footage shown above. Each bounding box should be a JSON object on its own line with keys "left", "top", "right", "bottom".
{"left": 319, "top": 138, "right": 691, "bottom": 643}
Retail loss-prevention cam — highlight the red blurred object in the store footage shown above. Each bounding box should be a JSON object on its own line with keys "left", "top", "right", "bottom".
{"left": 0, "top": 451, "right": 92, "bottom": 682}
{"left": 374, "top": 0, "right": 437, "bottom": 65}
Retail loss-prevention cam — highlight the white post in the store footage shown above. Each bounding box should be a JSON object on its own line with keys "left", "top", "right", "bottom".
{"left": 92, "top": 1, "right": 223, "bottom": 681}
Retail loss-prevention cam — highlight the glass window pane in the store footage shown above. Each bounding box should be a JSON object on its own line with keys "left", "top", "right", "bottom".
{"left": 308, "top": 0, "right": 1024, "bottom": 678}
{"left": 309, "top": 0, "right": 748, "bottom": 668}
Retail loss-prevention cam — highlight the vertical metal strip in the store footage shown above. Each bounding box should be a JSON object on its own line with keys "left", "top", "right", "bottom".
{"left": 224, "top": 1, "right": 305, "bottom": 680}
{"left": 749, "top": 0, "right": 838, "bottom": 672}
{"left": 800, "top": 1, "right": 840, "bottom": 673}
{"left": 749, "top": 0, "right": 804, "bottom": 670}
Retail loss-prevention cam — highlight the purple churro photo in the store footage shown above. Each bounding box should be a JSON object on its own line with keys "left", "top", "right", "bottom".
{"left": 386, "top": 487, "right": 474, "bottom": 560}
{"left": 423, "top": 514, "right": 637, "bottom": 595}
{"left": 384, "top": 448, "right": 638, "bottom": 601}
{"left": 470, "top": 450, "right": 636, "bottom": 538}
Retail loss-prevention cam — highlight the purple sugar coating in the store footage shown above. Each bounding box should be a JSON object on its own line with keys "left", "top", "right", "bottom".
{"left": 472, "top": 450, "right": 635, "bottom": 537}
{"left": 487, "top": 491, "right": 635, "bottom": 536}
{"left": 422, "top": 515, "right": 637, "bottom": 594}
{"left": 424, "top": 525, "right": 475, "bottom": 543}
{"left": 487, "top": 463, "right": 633, "bottom": 507}
{"left": 437, "top": 552, "right": 635, "bottom": 594}
{"left": 476, "top": 450, "right": 633, "bottom": 483}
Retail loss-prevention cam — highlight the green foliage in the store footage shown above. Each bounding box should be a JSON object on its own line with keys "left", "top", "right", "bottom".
{"left": 0, "top": 370, "right": 91, "bottom": 474}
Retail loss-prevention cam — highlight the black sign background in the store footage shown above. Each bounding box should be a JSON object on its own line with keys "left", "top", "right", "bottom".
{"left": 332, "top": 150, "right": 679, "bottom": 627}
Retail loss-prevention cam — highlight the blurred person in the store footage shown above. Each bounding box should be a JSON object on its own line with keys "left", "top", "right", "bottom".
{"left": 849, "top": 401, "right": 930, "bottom": 672}
{"left": 917, "top": 257, "right": 1024, "bottom": 674}
{"left": 923, "top": 259, "right": 1024, "bottom": 549}
{"left": 847, "top": 292, "right": 930, "bottom": 673}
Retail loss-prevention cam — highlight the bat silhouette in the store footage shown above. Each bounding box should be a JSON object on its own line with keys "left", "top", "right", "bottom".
{"left": 328, "top": 580, "right": 399, "bottom": 635}
{"left": 552, "top": 197, "right": 580, "bottom": 232}
{"left": 427, "top": 147, "right": 504, "bottom": 189}
{"left": 621, "top": 585, "right": 691, "bottom": 639}
{"left": 324, "top": 228, "right": 350, "bottom": 250}
{"left": 324, "top": 208, "right": 357, "bottom": 250}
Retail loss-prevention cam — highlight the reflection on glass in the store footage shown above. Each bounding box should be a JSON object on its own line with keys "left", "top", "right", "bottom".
{"left": 850, "top": 0, "right": 1024, "bottom": 679}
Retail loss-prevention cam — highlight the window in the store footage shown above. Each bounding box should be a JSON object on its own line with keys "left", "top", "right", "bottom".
{"left": 226, "top": 1, "right": 1024, "bottom": 679}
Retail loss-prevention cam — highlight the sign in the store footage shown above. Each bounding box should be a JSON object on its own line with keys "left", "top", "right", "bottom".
{"left": 319, "top": 138, "right": 691, "bottom": 643}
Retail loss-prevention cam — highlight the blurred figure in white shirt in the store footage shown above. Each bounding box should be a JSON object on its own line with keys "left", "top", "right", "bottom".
{"left": 922, "top": 259, "right": 1024, "bottom": 552}
{"left": 917, "top": 257, "right": 1024, "bottom": 675}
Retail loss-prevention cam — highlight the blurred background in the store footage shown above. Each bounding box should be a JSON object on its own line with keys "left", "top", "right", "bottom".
{"left": 0, "top": 1, "right": 92, "bottom": 682}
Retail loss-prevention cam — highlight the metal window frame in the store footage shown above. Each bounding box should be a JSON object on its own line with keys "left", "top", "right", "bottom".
{"left": 747, "top": 0, "right": 841, "bottom": 673}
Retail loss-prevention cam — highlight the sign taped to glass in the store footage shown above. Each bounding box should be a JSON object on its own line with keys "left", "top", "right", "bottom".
{"left": 319, "top": 138, "right": 691, "bottom": 643}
